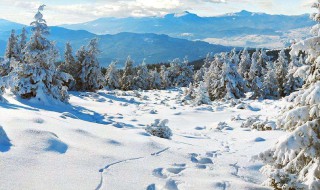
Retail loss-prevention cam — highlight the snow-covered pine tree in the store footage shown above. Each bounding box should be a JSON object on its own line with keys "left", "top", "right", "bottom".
{"left": 238, "top": 48, "right": 251, "bottom": 80}
{"left": 0, "top": 59, "right": 11, "bottom": 77}
{"left": 194, "top": 53, "right": 213, "bottom": 85}
{"left": 8, "top": 5, "right": 72, "bottom": 103}
{"left": 167, "top": 58, "right": 193, "bottom": 87}
{"left": 105, "top": 61, "right": 120, "bottom": 90}
{"left": 248, "top": 49, "right": 263, "bottom": 82}
{"left": 229, "top": 48, "right": 239, "bottom": 65}
{"left": 194, "top": 81, "right": 211, "bottom": 105}
{"left": 250, "top": 76, "right": 263, "bottom": 99}
{"left": 258, "top": 49, "right": 269, "bottom": 69}
{"left": 182, "top": 82, "right": 195, "bottom": 102}
{"left": 255, "top": 1, "right": 320, "bottom": 188}
{"left": 178, "top": 58, "right": 194, "bottom": 87}
{"left": 248, "top": 49, "right": 263, "bottom": 98}
{"left": 275, "top": 49, "right": 289, "bottom": 97}
{"left": 5, "top": 30, "right": 19, "bottom": 60}
{"left": 58, "top": 42, "right": 77, "bottom": 89}
{"left": 283, "top": 55, "right": 303, "bottom": 96}
{"left": 205, "top": 55, "right": 246, "bottom": 101}
{"left": 120, "top": 56, "right": 135, "bottom": 91}
{"left": 262, "top": 62, "right": 279, "bottom": 99}
{"left": 160, "top": 65, "right": 170, "bottom": 89}
{"left": 78, "top": 38, "right": 104, "bottom": 91}
{"left": 149, "top": 68, "right": 161, "bottom": 90}
{"left": 133, "top": 60, "right": 150, "bottom": 90}
{"left": 18, "top": 27, "right": 27, "bottom": 61}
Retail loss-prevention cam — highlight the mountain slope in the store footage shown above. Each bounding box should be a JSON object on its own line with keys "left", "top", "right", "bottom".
{"left": 0, "top": 27, "right": 232, "bottom": 67}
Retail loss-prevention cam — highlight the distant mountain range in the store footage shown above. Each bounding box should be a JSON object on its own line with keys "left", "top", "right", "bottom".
{"left": 0, "top": 24, "right": 232, "bottom": 67}
{"left": 0, "top": 10, "right": 315, "bottom": 66}
{"left": 62, "top": 10, "right": 315, "bottom": 48}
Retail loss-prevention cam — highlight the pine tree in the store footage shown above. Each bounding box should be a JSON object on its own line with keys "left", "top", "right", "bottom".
{"left": 248, "top": 49, "right": 262, "bottom": 82}
{"left": 194, "top": 81, "right": 211, "bottom": 105}
{"left": 238, "top": 48, "right": 251, "bottom": 80}
{"left": 283, "top": 55, "right": 303, "bottom": 95}
{"left": 120, "top": 56, "right": 135, "bottom": 91}
{"left": 18, "top": 27, "right": 27, "bottom": 61}
{"left": 256, "top": 2, "right": 320, "bottom": 188}
{"left": 262, "top": 62, "right": 279, "bottom": 99}
{"left": 229, "top": 48, "right": 239, "bottom": 65}
{"left": 58, "top": 42, "right": 77, "bottom": 89}
{"left": 205, "top": 55, "right": 245, "bottom": 100}
{"left": 275, "top": 49, "right": 289, "bottom": 97}
{"left": 133, "top": 60, "right": 150, "bottom": 90}
{"left": 5, "top": 30, "right": 19, "bottom": 60}
{"left": 160, "top": 65, "right": 170, "bottom": 89}
{"left": 8, "top": 5, "right": 72, "bottom": 103}
{"left": 105, "top": 61, "right": 120, "bottom": 90}
{"left": 78, "top": 38, "right": 105, "bottom": 91}
{"left": 149, "top": 68, "right": 161, "bottom": 90}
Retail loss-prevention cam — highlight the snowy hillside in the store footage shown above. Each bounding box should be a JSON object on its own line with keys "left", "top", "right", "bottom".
{"left": 0, "top": 89, "right": 287, "bottom": 189}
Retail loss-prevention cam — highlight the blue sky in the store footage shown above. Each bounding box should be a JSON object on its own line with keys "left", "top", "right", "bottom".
{"left": 0, "top": 0, "right": 314, "bottom": 25}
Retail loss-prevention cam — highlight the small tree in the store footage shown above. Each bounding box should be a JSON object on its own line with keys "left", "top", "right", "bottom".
{"left": 194, "top": 81, "right": 211, "bottom": 105}
{"left": 262, "top": 62, "right": 279, "bottom": 99}
{"left": 78, "top": 38, "right": 105, "bottom": 91}
{"left": 238, "top": 48, "right": 251, "bottom": 80}
{"left": 160, "top": 65, "right": 170, "bottom": 89}
{"left": 275, "top": 49, "right": 289, "bottom": 97}
{"left": 105, "top": 61, "right": 120, "bottom": 90}
{"left": 133, "top": 60, "right": 150, "bottom": 90}
{"left": 5, "top": 30, "right": 19, "bottom": 60}
{"left": 120, "top": 56, "right": 135, "bottom": 91}
{"left": 18, "top": 27, "right": 27, "bottom": 61}
{"left": 149, "top": 68, "right": 161, "bottom": 90}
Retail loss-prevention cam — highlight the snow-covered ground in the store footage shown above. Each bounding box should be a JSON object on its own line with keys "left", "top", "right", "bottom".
{"left": 0, "top": 89, "right": 288, "bottom": 190}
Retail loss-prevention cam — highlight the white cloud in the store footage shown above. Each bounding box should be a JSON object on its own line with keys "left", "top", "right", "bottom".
{"left": 0, "top": 0, "right": 314, "bottom": 25}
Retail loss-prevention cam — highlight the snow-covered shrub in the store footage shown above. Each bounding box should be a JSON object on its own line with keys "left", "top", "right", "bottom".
{"left": 120, "top": 56, "right": 135, "bottom": 91}
{"left": 241, "top": 116, "right": 261, "bottom": 128}
{"left": 256, "top": 2, "right": 320, "bottom": 188}
{"left": 145, "top": 119, "right": 172, "bottom": 139}
{"left": 0, "top": 59, "right": 11, "bottom": 77}
{"left": 182, "top": 83, "right": 195, "bottom": 102}
{"left": 251, "top": 119, "right": 276, "bottom": 131}
{"left": 215, "top": 122, "right": 233, "bottom": 131}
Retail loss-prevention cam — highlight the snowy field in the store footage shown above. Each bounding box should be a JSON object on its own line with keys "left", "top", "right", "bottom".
{"left": 0, "top": 89, "right": 288, "bottom": 190}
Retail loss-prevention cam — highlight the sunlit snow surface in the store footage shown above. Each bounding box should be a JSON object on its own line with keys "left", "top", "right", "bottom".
{"left": 0, "top": 89, "right": 287, "bottom": 190}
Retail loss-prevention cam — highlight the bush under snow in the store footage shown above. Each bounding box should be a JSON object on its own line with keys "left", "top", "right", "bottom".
{"left": 145, "top": 119, "right": 172, "bottom": 139}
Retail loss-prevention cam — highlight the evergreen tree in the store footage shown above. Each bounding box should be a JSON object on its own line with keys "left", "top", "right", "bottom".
{"left": 238, "top": 48, "right": 251, "bottom": 80}
{"left": 275, "top": 49, "right": 289, "bottom": 96}
{"left": 160, "top": 65, "right": 170, "bottom": 89}
{"left": 248, "top": 49, "right": 262, "bottom": 82}
{"left": 105, "top": 61, "right": 120, "bottom": 90}
{"left": 262, "top": 62, "right": 279, "bottom": 99}
{"left": 18, "top": 27, "right": 27, "bottom": 61}
{"left": 133, "top": 60, "right": 150, "bottom": 90}
{"left": 78, "top": 38, "right": 105, "bottom": 91}
{"left": 149, "top": 68, "right": 161, "bottom": 90}
{"left": 205, "top": 56, "right": 245, "bottom": 100}
{"left": 283, "top": 55, "right": 303, "bottom": 95}
{"left": 58, "top": 42, "right": 77, "bottom": 89}
{"left": 5, "top": 30, "right": 19, "bottom": 60}
{"left": 256, "top": 2, "right": 320, "bottom": 188}
{"left": 8, "top": 5, "right": 72, "bottom": 103}
{"left": 120, "top": 56, "right": 135, "bottom": 91}
{"left": 194, "top": 81, "right": 211, "bottom": 105}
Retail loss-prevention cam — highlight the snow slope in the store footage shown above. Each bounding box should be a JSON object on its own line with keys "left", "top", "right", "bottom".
{"left": 0, "top": 89, "right": 287, "bottom": 190}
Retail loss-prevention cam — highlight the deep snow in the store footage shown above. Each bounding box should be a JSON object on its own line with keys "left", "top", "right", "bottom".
{"left": 0, "top": 89, "right": 287, "bottom": 190}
